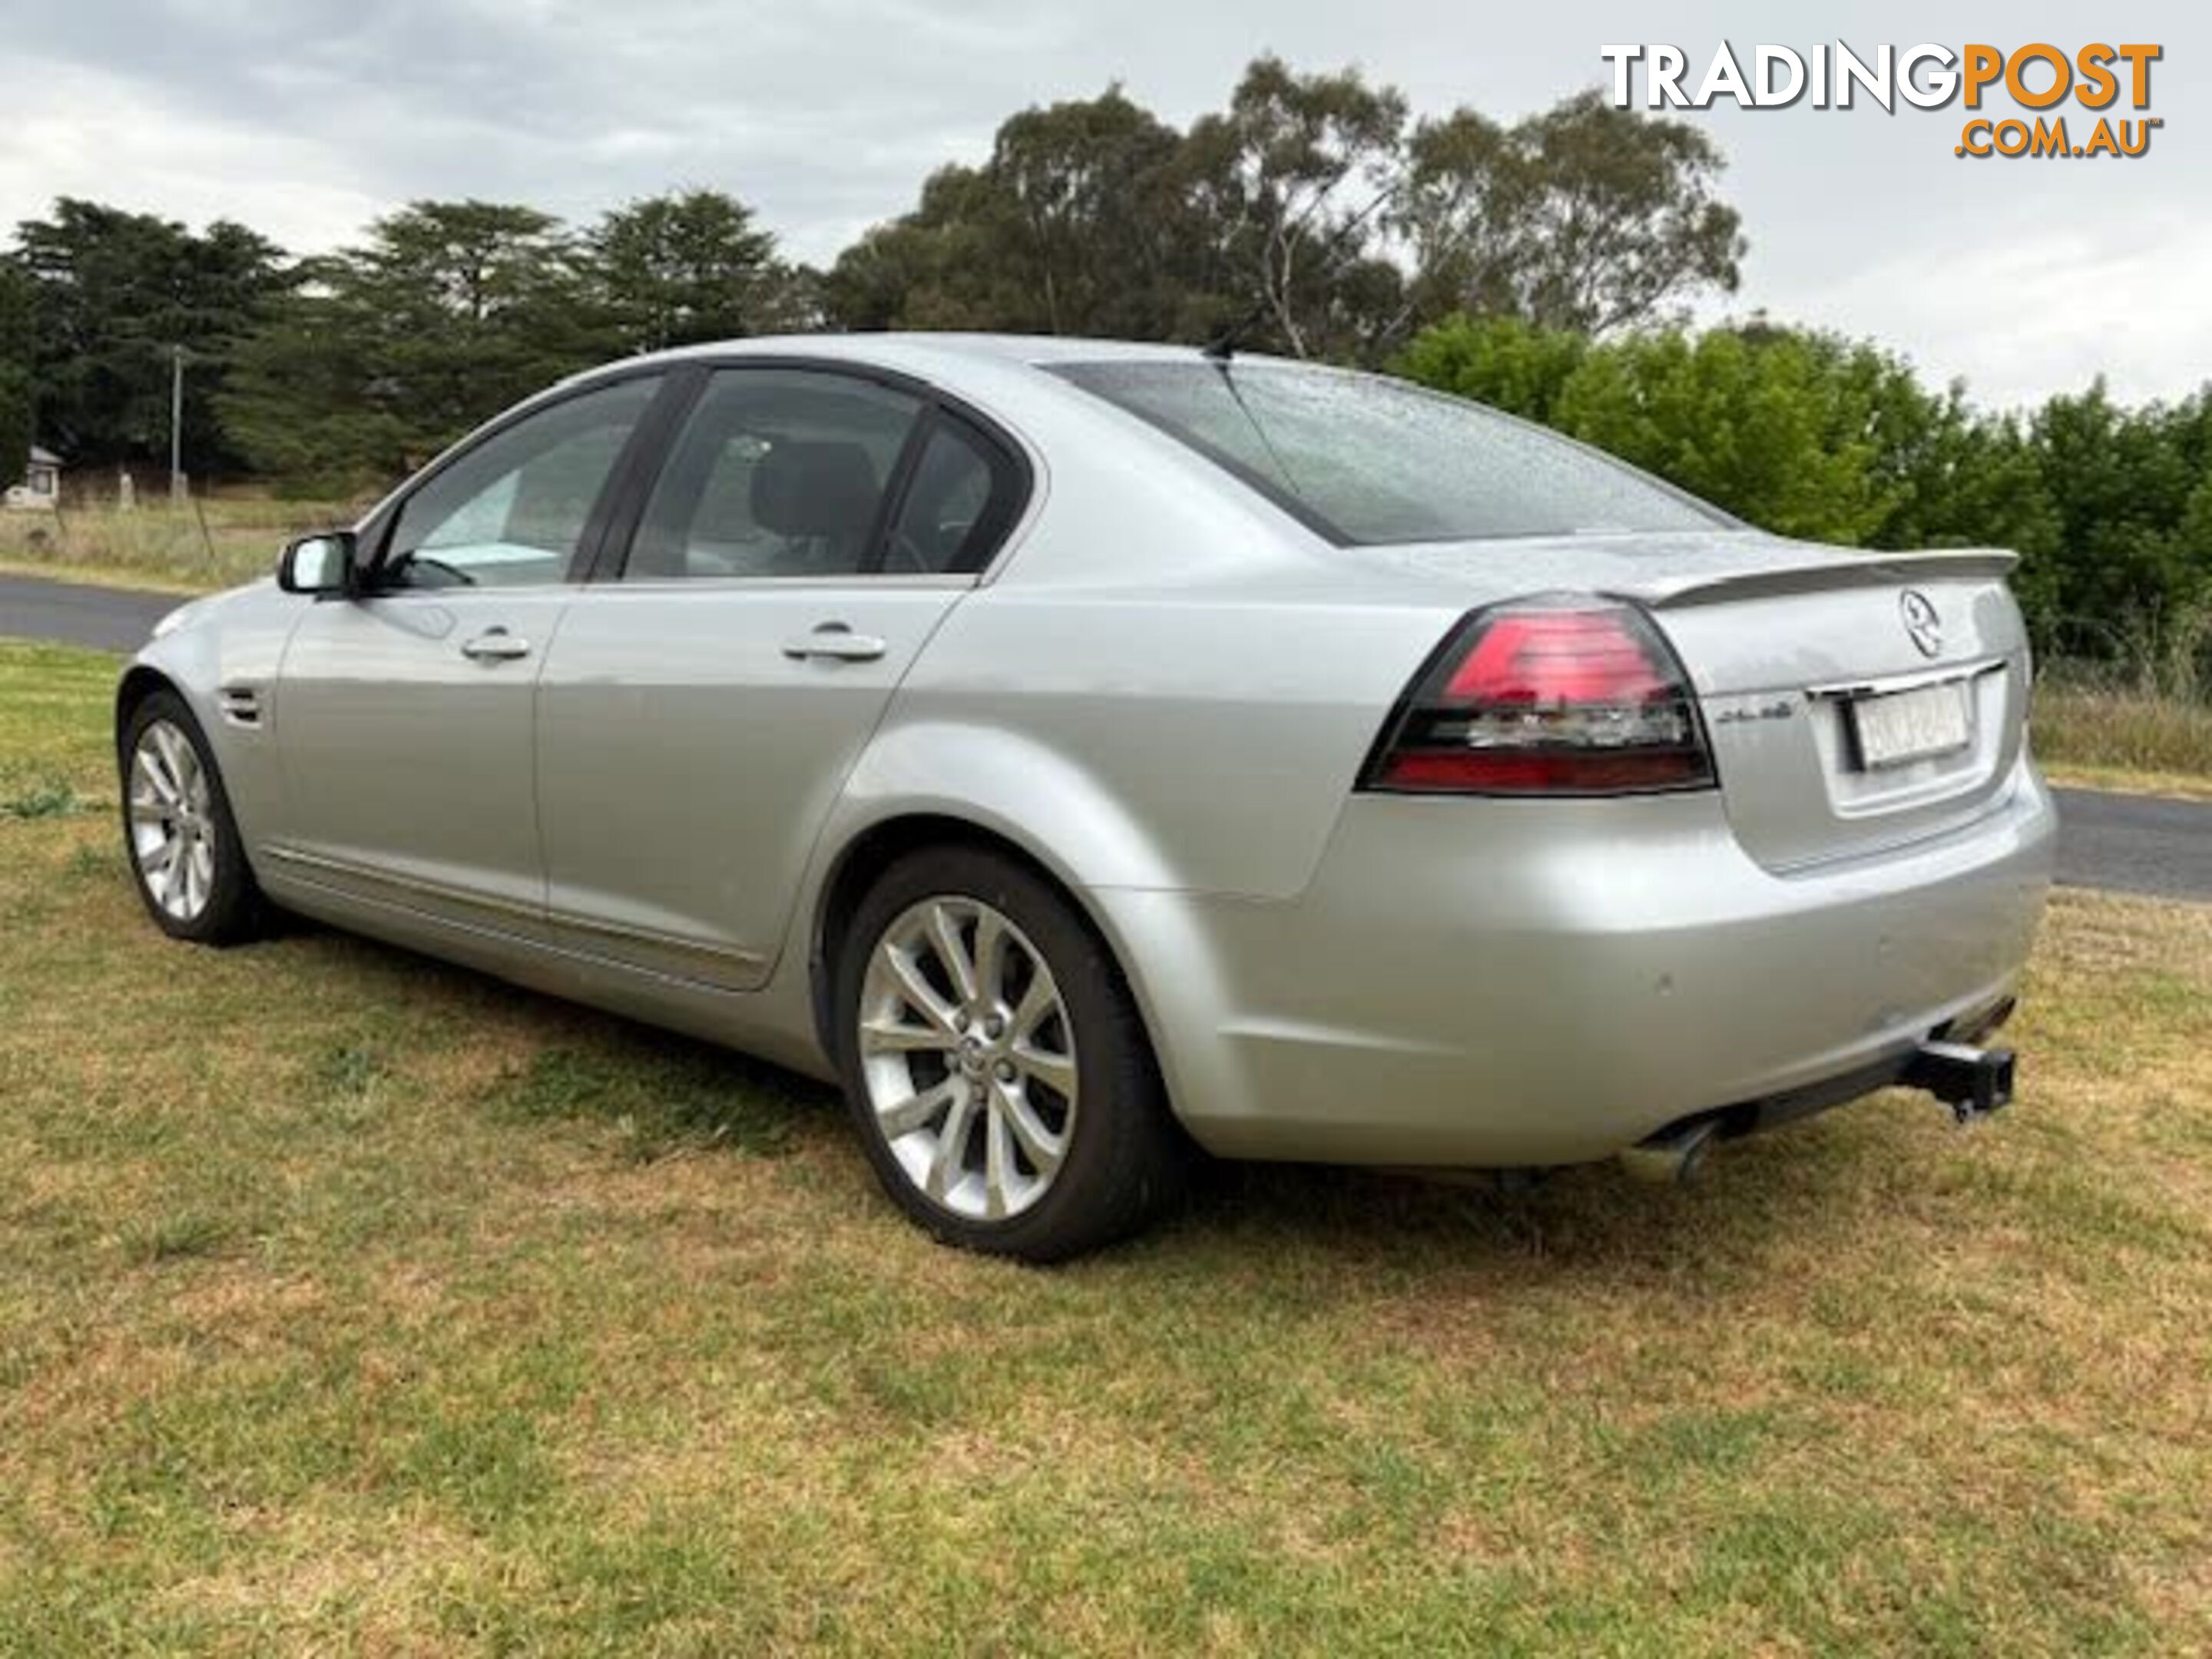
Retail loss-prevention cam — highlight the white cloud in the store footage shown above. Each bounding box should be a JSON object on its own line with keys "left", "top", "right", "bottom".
{"left": 1780, "top": 210, "right": 2212, "bottom": 410}
{"left": 0, "top": 55, "right": 382, "bottom": 251}
{"left": 2, "top": 0, "right": 2206, "bottom": 408}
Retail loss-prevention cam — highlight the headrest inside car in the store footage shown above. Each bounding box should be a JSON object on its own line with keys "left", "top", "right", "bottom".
{"left": 750, "top": 441, "right": 881, "bottom": 538}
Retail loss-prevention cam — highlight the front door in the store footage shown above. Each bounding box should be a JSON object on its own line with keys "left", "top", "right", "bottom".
{"left": 535, "top": 366, "right": 1028, "bottom": 988}
{"left": 269, "top": 375, "right": 662, "bottom": 937}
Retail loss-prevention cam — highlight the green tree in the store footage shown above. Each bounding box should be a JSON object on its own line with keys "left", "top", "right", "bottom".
{"left": 2028, "top": 384, "right": 2212, "bottom": 655}
{"left": 824, "top": 87, "right": 1213, "bottom": 340}
{"left": 988, "top": 88, "right": 1207, "bottom": 338}
{"left": 826, "top": 61, "right": 1415, "bottom": 358}
{"left": 11, "top": 198, "right": 291, "bottom": 475}
{"left": 214, "top": 258, "right": 415, "bottom": 495}
{"left": 824, "top": 164, "right": 1025, "bottom": 333}
{"left": 585, "top": 190, "right": 814, "bottom": 353}
{"left": 0, "top": 258, "right": 34, "bottom": 487}
{"left": 1394, "top": 108, "right": 1516, "bottom": 328}
{"left": 1546, "top": 327, "right": 1889, "bottom": 543}
{"left": 1846, "top": 370, "right": 2061, "bottom": 628}
{"left": 1392, "top": 313, "right": 2130, "bottom": 651}
{"left": 1399, "top": 91, "right": 1742, "bottom": 336}
{"left": 221, "top": 202, "right": 597, "bottom": 491}
{"left": 826, "top": 59, "right": 1746, "bottom": 363}
{"left": 1387, "top": 313, "right": 1589, "bottom": 424}
{"left": 1181, "top": 55, "right": 1408, "bottom": 359}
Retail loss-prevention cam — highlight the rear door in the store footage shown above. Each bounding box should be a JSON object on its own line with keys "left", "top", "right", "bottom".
{"left": 534, "top": 365, "right": 1029, "bottom": 988}
{"left": 270, "top": 374, "right": 664, "bottom": 935}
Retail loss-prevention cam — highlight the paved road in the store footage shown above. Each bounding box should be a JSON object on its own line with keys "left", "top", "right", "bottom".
{"left": 0, "top": 571, "right": 181, "bottom": 654}
{"left": 2048, "top": 788, "right": 2212, "bottom": 902}
{"left": 5, "top": 571, "right": 2209, "bottom": 901}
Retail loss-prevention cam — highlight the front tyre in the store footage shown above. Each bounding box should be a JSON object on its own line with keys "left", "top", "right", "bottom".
{"left": 119, "top": 690, "right": 269, "bottom": 945}
{"left": 835, "top": 846, "right": 1186, "bottom": 1261}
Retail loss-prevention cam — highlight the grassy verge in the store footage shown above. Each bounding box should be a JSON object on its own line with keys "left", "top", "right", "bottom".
{"left": 2038, "top": 760, "right": 2212, "bottom": 803}
{"left": 0, "top": 497, "right": 358, "bottom": 594}
{"left": 2034, "top": 685, "right": 2212, "bottom": 799}
{"left": 0, "top": 639, "right": 118, "bottom": 820}
{"left": 2, "top": 638, "right": 2210, "bottom": 1654}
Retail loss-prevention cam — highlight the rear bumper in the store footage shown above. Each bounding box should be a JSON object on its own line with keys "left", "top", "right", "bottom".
{"left": 1098, "top": 757, "right": 2056, "bottom": 1166}
{"left": 1648, "top": 992, "right": 2018, "bottom": 1149}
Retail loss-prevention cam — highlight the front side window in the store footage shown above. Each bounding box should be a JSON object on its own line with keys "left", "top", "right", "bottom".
{"left": 1051, "top": 360, "right": 1729, "bottom": 547}
{"left": 382, "top": 376, "right": 660, "bottom": 588}
{"left": 624, "top": 370, "right": 923, "bottom": 580}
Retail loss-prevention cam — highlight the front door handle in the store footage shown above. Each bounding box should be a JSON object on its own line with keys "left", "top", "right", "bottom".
{"left": 461, "top": 628, "right": 531, "bottom": 662}
{"left": 781, "top": 624, "right": 886, "bottom": 664}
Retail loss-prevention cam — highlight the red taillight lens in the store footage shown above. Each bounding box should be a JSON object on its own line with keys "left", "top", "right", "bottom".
{"left": 1363, "top": 598, "right": 1715, "bottom": 796}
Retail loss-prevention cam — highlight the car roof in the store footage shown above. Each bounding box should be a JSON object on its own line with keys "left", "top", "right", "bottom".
{"left": 649, "top": 332, "right": 1208, "bottom": 366}
{"left": 579, "top": 333, "right": 1345, "bottom": 402}
{"left": 552, "top": 333, "right": 1325, "bottom": 441}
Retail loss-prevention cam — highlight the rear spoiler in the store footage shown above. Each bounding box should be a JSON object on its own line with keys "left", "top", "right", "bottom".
{"left": 1615, "top": 548, "right": 2020, "bottom": 611}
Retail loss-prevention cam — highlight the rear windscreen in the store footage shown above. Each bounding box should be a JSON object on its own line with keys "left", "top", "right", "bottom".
{"left": 1051, "top": 360, "right": 1729, "bottom": 546}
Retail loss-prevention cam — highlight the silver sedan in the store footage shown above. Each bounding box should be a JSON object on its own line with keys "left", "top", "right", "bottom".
{"left": 117, "top": 335, "right": 2055, "bottom": 1258}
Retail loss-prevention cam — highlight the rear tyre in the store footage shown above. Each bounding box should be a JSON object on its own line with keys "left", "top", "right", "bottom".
{"left": 118, "top": 690, "right": 270, "bottom": 945}
{"left": 834, "top": 845, "right": 1186, "bottom": 1261}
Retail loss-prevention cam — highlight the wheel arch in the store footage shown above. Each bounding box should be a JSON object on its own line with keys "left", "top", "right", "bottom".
{"left": 807, "top": 811, "right": 1173, "bottom": 1102}
{"left": 114, "top": 663, "right": 184, "bottom": 742}
{"left": 113, "top": 652, "right": 284, "bottom": 899}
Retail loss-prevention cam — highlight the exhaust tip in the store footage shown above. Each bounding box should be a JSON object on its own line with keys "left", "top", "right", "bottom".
{"left": 1618, "top": 1117, "right": 1720, "bottom": 1185}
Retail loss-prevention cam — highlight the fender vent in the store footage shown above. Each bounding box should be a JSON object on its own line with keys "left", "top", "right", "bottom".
{"left": 218, "top": 685, "right": 263, "bottom": 728}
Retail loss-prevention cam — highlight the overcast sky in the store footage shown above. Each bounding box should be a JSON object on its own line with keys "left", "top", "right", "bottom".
{"left": 2, "top": 0, "right": 2201, "bottom": 409}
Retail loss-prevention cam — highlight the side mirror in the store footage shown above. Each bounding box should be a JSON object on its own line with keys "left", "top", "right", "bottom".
{"left": 278, "top": 531, "right": 357, "bottom": 596}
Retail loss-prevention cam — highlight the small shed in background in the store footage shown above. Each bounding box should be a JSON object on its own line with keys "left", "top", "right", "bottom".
{"left": 5, "top": 445, "right": 63, "bottom": 510}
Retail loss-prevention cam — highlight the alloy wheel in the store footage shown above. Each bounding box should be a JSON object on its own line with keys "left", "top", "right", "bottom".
{"left": 127, "top": 719, "right": 217, "bottom": 923}
{"left": 857, "top": 896, "right": 1080, "bottom": 1221}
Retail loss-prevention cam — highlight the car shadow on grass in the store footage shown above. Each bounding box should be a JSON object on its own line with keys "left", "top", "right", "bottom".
{"left": 1159, "top": 1135, "right": 1880, "bottom": 1281}
{"left": 250, "top": 921, "right": 838, "bottom": 1160}
{"left": 249, "top": 916, "right": 1900, "bottom": 1282}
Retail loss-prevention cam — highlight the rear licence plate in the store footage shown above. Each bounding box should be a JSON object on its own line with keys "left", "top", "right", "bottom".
{"left": 1849, "top": 680, "right": 1974, "bottom": 769}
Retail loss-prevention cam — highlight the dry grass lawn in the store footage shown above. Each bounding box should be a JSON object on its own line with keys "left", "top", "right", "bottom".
{"left": 0, "top": 498, "right": 357, "bottom": 595}
{"left": 1, "top": 637, "right": 2208, "bottom": 1654}
{"left": 2035, "top": 687, "right": 2212, "bottom": 799}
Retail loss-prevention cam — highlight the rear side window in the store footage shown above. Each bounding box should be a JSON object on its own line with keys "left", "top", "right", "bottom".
{"left": 624, "top": 370, "right": 922, "bottom": 580}
{"left": 883, "top": 417, "right": 1024, "bottom": 575}
{"left": 1051, "top": 360, "right": 1727, "bottom": 547}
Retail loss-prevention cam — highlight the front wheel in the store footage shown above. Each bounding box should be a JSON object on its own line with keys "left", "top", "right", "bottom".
{"left": 834, "top": 846, "right": 1187, "bottom": 1261}
{"left": 119, "top": 690, "right": 270, "bottom": 945}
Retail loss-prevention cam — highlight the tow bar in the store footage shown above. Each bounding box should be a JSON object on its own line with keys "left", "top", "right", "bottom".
{"left": 1618, "top": 1036, "right": 2018, "bottom": 1183}
{"left": 1902, "top": 1039, "right": 2016, "bottom": 1123}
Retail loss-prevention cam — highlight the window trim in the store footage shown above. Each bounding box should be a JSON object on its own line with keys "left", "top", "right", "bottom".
{"left": 586, "top": 356, "right": 1035, "bottom": 586}
{"left": 354, "top": 366, "right": 680, "bottom": 594}
{"left": 859, "top": 396, "right": 935, "bottom": 576}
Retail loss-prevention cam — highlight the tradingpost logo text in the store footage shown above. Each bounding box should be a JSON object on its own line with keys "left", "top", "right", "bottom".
{"left": 1601, "top": 43, "right": 2164, "bottom": 159}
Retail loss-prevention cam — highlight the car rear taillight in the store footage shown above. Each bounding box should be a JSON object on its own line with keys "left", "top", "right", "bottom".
{"left": 1362, "top": 598, "right": 1714, "bottom": 796}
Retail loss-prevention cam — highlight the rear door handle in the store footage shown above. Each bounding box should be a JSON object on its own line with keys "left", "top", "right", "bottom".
{"left": 782, "top": 624, "right": 886, "bottom": 663}
{"left": 461, "top": 628, "right": 531, "bottom": 662}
